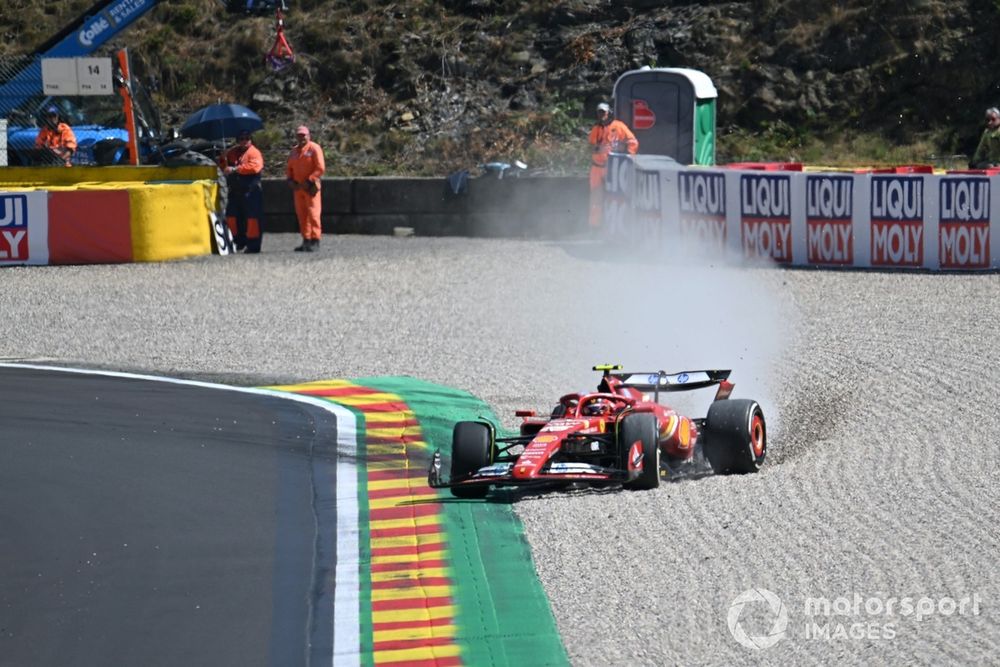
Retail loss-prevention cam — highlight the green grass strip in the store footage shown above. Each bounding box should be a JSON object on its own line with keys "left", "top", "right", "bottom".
{"left": 355, "top": 376, "right": 569, "bottom": 667}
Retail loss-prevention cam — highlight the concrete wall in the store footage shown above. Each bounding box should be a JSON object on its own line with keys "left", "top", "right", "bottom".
{"left": 260, "top": 176, "right": 589, "bottom": 239}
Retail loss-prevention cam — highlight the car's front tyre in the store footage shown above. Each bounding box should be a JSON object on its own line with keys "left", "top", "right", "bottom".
{"left": 620, "top": 412, "right": 660, "bottom": 490}
{"left": 450, "top": 421, "right": 493, "bottom": 498}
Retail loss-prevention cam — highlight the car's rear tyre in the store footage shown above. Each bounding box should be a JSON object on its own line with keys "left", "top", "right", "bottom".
{"left": 161, "top": 147, "right": 228, "bottom": 222}
{"left": 702, "top": 399, "right": 766, "bottom": 474}
{"left": 620, "top": 412, "right": 660, "bottom": 490}
{"left": 450, "top": 421, "right": 492, "bottom": 498}
{"left": 94, "top": 138, "right": 128, "bottom": 165}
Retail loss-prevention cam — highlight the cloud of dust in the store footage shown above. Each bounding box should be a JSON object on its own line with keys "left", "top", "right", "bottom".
{"left": 499, "top": 216, "right": 800, "bottom": 433}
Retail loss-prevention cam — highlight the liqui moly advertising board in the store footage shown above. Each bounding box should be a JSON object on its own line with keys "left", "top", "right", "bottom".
{"left": 740, "top": 174, "right": 792, "bottom": 263}
{"left": 806, "top": 175, "right": 853, "bottom": 265}
{"left": 603, "top": 153, "right": 633, "bottom": 236}
{"left": 871, "top": 176, "right": 924, "bottom": 267}
{"left": 678, "top": 172, "right": 726, "bottom": 251}
{"left": 634, "top": 167, "right": 662, "bottom": 245}
{"left": 0, "top": 194, "right": 29, "bottom": 263}
{"left": 0, "top": 192, "right": 48, "bottom": 265}
{"left": 938, "top": 177, "right": 990, "bottom": 270}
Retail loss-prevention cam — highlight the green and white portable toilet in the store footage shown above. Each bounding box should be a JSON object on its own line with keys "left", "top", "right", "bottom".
{"left": 612, "top": 67, "right": 717, "bottom": 166}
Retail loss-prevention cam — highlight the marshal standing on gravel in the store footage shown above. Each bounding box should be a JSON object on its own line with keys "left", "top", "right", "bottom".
{"left": 286, "top": 126, "right": 325, "bottom": 252}
{"left": 222, "top": 130, "right": 265, "bottom": 253}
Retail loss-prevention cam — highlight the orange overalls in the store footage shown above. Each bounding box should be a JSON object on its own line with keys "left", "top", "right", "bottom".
{"left": 35, "top": 123, "right": 78, "bottom": 167}
{"left": 222, "top": 142, "right": 265, "bottom": 252}
{"left": 286, "top": 140, "right": 326, "bottom": 241}
{"left": 588, "top": 120, "right": 638, "bottom": 227}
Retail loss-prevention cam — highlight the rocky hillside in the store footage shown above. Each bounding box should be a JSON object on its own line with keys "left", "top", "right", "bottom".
{"left": 4, "top": 0, "right": 1000, "bottom": 176}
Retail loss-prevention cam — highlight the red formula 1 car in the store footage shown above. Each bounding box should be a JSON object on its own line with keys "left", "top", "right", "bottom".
{"left": 428, "top": 365, "right": 766, "bottom": 497}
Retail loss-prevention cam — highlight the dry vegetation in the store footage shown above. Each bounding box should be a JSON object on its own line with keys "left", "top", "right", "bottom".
{"left": 1, "top": 0, "right": 995, "bottom": 175}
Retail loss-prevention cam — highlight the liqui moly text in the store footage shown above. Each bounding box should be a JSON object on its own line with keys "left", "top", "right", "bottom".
{"left": 806, "top": 175, "right": 853, "bottom": 265}
{"left": 871, "top": 176, "right": 924, "bottom": 267}
{"left": 939, "top": 178, "right": 990, "bottom": 269}
{"left": 678, "top": 172, "right": 726, "bottom": 248}
{"left": 741, "top": 174, "right": 791, "bottom": 262}
{"left": 635, "top": 169, "right": 662, "bottom": 243}
{"left": 0, "top": 194, "right": 29, "bottom": 262}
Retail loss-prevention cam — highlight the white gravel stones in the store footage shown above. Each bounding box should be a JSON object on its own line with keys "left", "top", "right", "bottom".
{"left": 2, "top": 233, "right": 998, "bottom": 665}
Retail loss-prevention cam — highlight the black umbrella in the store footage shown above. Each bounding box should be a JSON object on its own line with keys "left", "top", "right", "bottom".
{"left": 180, "top": 103, "right": 263, "bottom": 141}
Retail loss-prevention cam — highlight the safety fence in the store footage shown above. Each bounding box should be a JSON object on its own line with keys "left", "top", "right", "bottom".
{"left": 0, "top": 52, "right": 130, "bottom": 167}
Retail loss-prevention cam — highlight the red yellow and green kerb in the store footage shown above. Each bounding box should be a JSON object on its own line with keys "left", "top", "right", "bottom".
{"left": 269, "top": 376, "right": 568, "bottom": 667}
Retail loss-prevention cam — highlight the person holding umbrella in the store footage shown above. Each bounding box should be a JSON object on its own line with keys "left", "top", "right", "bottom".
{"left": 286, "top": 125, "right": 325, "bottom": 252}
{"left": 181, "top": 103, "right": 263, "bottom": 142}
{"left": 222, "top": 130, "right": 265, "bottom": 253}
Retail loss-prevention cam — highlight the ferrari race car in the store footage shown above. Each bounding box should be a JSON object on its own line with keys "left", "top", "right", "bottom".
{"left": 428, "top": 365, "right": 766, "bottom": 497}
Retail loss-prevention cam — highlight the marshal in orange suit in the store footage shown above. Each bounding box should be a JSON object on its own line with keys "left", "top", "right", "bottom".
{"left": 588, "top": 102, "right": 638, "bottom": 228}
{"left": 286, "top": 125, "right": 326, "bottom": 252}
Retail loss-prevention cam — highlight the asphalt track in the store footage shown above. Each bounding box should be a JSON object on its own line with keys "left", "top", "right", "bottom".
{"left": 1, "top": 232, "right": 999, "bottom": 665}
{"left": 0, "top": 367, "right": 342, "bottom": 667}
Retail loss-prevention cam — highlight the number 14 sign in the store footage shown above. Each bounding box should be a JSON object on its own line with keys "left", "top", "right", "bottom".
{"left": 41, "top": 57, "right": 113, "bottom": 95}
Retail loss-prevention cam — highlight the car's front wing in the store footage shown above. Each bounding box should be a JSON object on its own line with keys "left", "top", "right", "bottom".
{"left": 427, "top": 450, "right": 641, "bottom": 489}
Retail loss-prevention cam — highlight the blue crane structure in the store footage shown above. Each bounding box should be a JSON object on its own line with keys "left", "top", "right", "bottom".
{"left": 1, "top": 0, "right": 161, "bottom": 164}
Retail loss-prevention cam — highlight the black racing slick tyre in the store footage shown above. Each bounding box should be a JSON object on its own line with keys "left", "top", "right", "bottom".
{"left": 162, "top": 149, "right": 228, "bottom": 222}
{"left": 702, "top": 399, "right": 766, "bottom": 474}
{"left": 94, "top": 138, "right": 129, "bottom": 165}
{"left": 620, "top": 412, "right": 660, "bottom": 490}
{"left": 450, "top": 421, "right": 492, "bottom": 499}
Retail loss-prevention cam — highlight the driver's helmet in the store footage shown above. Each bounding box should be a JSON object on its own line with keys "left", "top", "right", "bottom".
{"left": 583, "top": 399, "right": 612, "bottom": 416}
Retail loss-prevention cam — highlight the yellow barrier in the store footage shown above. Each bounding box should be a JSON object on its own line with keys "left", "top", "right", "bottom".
{"left": 0, "top": 165, "right": 219, "bottom": 186}
{"left": 129, "top": 182, "right": 214, "bottom": 261}
{"left": 0, "top": 165, "right": 218, "bottom": 264}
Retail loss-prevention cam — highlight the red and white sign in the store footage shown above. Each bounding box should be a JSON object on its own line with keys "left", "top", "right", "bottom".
{"left": 741, "top": 174, "right": 792, "bottom": 263}
{"left": 871, "top": 176, "right": 924, "bottom": 267}
{"left": 602, "top": 153, "right": 633, "bottom": 234}
{"left": 681, "top": 218, "right": 726, "bottom": 247}
{"left": 742, "top": 219, "right": 791, "bottom": 262}
{"left": 939, "top": 178, "right": 990, "bottom": 269}
{"left": 940, "top": 223, "right": 989, "bottom": 269}
{"left": 807, "top": 221, "right": 853, "bottom": 265}
{"left": 678, "top": 172, "right": 726, "bottom": 250}
{"left": 612, "top": 159, "right": 1000, "bottom": 270}
{"left": 0, "top": 228, "right": 28, "bottom": 261}
{"left": 632, "top": 99, "right": 656, "bottom": 130}
{"left": 0, "top": 192, "right": 41, "bottom": 265}
{"left": 807, "top": 175, "right": 853, "bottom": 265}
{"left": 872, "top": 221, "right": 923, "bottom": 266}
{"left": 634, "top": 168, "right": 662, "bottom": 246}
{"left": 0, "top": 194, "right": 31, "bottom": 263}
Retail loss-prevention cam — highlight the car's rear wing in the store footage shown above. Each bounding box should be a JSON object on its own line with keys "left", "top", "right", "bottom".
{"left": 593, "top": 365, "right": 733, "bottom": 401}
